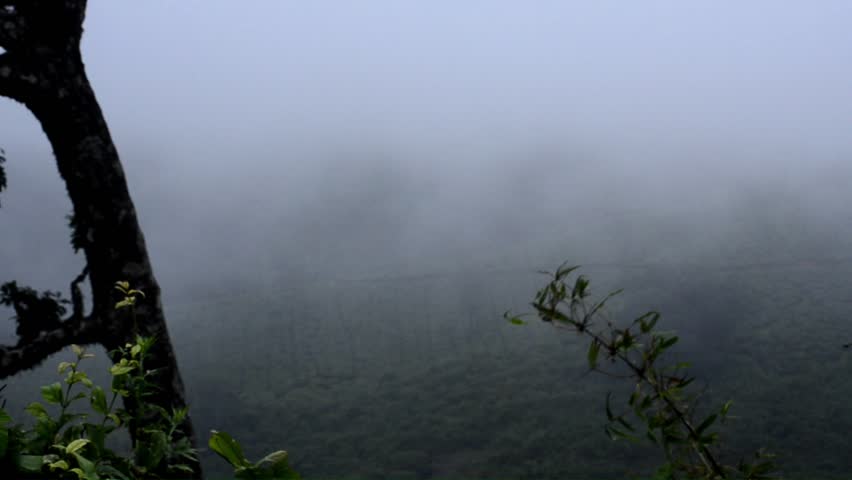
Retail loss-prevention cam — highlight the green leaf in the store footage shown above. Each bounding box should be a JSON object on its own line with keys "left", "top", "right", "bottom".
{"left": 72, "top": 452, "right": 98, "bottom": 478}
{"left": 66, "top": 438, "right": 91, "bottom": 454}
{"left": 107, "top": 413, "right": 122, "bottom": 426}
{"left": 252, "top": 450, "right": 301, "bottom": 479}
{"left": 135, "top": 430, "right": 168, "bottom": 470}
{"left": 209, "top": 430, "right": 251, "bottom": 468}
{"left": 555, "top": 263, "right": 580, "bottom": 280}
{"left": 65, "top": 372, "right": 86, "bottom": 385}
{"left": 695, "top": 414, "right": 717, "bottom": 435}
{"left": 661, "top": 361, "right": 692, "bottom": 375}
{"left": 84, "top": 423, "right": 106, "bottom": 454}
{"left": 41, "top": 382, "right": 63, "bottom": 404}
{"left": 675, "top": 376, "right": 695, "bottom": 390}
{"left": 586, "top": 289, "right": 623, "bottom": 318}
{"left": 659, "top": 336, "right": 679, "bottom": 350}
{"left": 16, "top": 454, "right": 45, "bottom": 473}
{"left": 91, "top": 387, "right": 108, "bottom": 414}
{"left": 96, "top": 464, "right": 132, "bottom": 480}
{"left": 58, "top": 362, "right": 74, "bottom": 374}
{"left": 588, "top": 340, "right": 600, "bottom": 369}
{"left": 49, "top": 459, "right": 70, "bottom": 471}
{"left": 109, "top": 364, "right": 134, "bottom": 376}
{"left": 637, "top": 311, "right": 660, "bottom": 333}
{"left": 572, "top": 276, "right": 590, "bottom": 298}
{"left": 26, "top": 401, "right": 49, "bottom": 419}
{"left": 70, "top": 391, "right": 88, "bottom": 402}
{"left": 71, "top": 345, "right": 83, "bottom": 356}
{"left": 721, "top": 400, "right": 733, "bottom": 418}
{"left": 115, "top": 299, "right": 134, "bottom": 310}
{"left": 234, "top": 465, "right": 258, "bottom": 479}
{"left": 169, "top": 464, "right": 196, "bottom": 474}
{"left": 172, "top": 406, "right": 189, "bottom": 425}
{"left": 616, "top": 329, "right": 634, "bottom": 351}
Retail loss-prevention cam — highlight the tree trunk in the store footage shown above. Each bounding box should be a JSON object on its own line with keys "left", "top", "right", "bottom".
{"left": 0, "top": 2, "right": 202, "bottom": 477}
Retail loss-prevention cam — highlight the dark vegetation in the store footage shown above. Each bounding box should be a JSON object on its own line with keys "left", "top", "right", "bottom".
{"left": 4, "top": 253, "right": 850, "bottom": 479}
{"left": 156, "top": 254, "right": 849, "bottom": 480}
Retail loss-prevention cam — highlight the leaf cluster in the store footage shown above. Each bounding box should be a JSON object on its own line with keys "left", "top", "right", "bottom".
{"left": 0, "top": 338, "right": 200, "bottom": 479}
{"left": 506, "top": 263, "right": 780, "bottom": 480}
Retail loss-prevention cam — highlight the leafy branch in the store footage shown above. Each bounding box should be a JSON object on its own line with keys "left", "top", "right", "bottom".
{"left": 506, "top": 262, "right": 779, "bottom": 480}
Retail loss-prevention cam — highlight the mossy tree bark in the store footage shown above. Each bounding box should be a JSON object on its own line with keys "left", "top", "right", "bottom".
{"left": 0, "top": 2, "right": 201, "bottom": 477}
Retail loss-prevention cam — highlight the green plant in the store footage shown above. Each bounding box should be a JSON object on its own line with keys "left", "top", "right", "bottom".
{"left": 0, "top": 281, "right": 299, "bottom": 479}
{"left": 208, "top": 430, "right": 299, "bottom": 480}
{"left": 505, "top": 262, "right": 779, "bottom": 480}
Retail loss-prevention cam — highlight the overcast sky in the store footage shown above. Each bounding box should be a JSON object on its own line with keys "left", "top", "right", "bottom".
{"left": 2, "top": 1, "right": 852, "bottom": 298}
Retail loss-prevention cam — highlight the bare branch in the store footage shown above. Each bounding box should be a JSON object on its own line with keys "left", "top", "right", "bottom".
{"left": 0, "top": 313, "right": 100, "bottom": 378}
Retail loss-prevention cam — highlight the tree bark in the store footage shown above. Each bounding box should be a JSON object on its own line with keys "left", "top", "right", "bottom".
{"left": 0, "top": 1, "right": 202, "bottom": 477}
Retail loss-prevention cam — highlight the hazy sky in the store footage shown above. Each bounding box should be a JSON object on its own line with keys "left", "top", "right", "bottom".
{"left": 79, "top": 1, "right": 852, "bottom": 154}
{"left": 2, "top": 1, "right": 852, "bottom": 297}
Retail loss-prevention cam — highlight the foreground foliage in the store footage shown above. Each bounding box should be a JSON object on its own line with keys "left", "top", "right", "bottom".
{"left": 0, "top": 282, "right": 299, "bottom": 479}
{"left": 506, "top": 263, "right": 779, "bottom": 479}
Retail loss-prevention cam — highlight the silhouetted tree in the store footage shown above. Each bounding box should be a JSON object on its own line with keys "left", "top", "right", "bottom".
{"left": 0, "top": 2, "right": 200, "bottom": 477}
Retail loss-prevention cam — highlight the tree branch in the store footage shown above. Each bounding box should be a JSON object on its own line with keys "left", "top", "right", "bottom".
{"left": 0, "top": 52, "right": 32, "bottom": 103}
{"left": 69, "top": 265, "right": 89, "bottom": 321}
{"left": 0, "top": 52, "right": 14, "bottom": 92}
{"left": 0, "top": 312, "right": 100, "bottom": 378}
{"left": 0, "top": 6, "right": 23, "bottom": 51}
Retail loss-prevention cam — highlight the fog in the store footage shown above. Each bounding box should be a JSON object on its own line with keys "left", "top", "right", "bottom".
{"left": 2, "top": 2, "right": 852, "bottom": 478}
